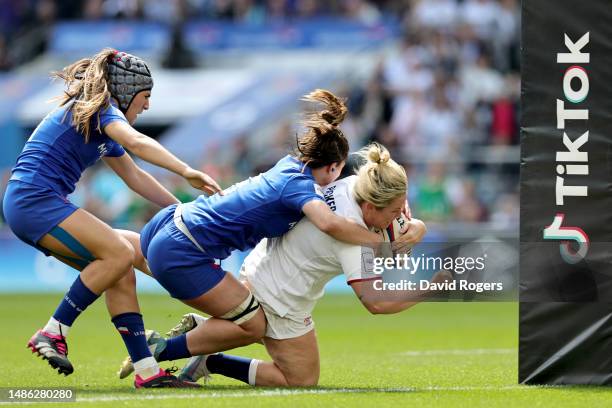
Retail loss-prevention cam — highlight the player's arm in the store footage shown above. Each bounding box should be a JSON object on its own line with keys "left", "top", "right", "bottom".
{"left": 338, "top": 244, "right": 416, "bottom": 315}
{"left": 350, "top": 280, "right": 419, "bottom": 315}
{"left": 350, "top": 269, "right": 452, "bottom": 315}
{"left": 302, "top": 200, "right": 382, "bottom": 246}
{"left": 103, "top": 121, "right": 222, "bottom": 195}
{"left": 103, "top": 153, "right": 179, "bottom": 208}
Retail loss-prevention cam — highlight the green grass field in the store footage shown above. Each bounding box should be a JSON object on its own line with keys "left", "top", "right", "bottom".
{"left": 1, "top": 294, "right": 611, "bottom": 407}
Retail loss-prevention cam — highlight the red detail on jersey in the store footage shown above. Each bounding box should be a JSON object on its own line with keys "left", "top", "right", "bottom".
{"left": 347, "top": 277, "right": 382, "bottom": 285}
{"left": 386, "top": 225, "right": 395, "bottom": 241}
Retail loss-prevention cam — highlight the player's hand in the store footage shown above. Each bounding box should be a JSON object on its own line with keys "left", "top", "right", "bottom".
{"left": 183, "top": 167, "right": 224, "bottom": 196}
{"left": 392, "top": 218, "right": 427, "bottom": 253}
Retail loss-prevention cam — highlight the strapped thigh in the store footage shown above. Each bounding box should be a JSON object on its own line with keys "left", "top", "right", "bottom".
{"left": 45, "top": 226, "right": 95, "bottom": 268}
{"left": 220, "top": 292, "right": 260, "bottom": 325}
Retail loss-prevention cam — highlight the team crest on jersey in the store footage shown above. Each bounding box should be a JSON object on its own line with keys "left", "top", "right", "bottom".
{"left": 97, "top": 143, "right": 108, "bottom": 158}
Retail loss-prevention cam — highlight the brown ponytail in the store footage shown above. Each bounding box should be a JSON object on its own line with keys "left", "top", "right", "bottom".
{"left": 52, "top": 48, "right": 116, "bottom": 142}
{"left": 295, "top": 89, "right": 349, "bottom": 168}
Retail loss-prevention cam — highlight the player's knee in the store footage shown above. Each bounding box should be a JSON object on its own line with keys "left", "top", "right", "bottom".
{"left": 107, "top": 239, "right": 135, "bottom": 276}
{"left": 287, "top": 376, "right": 318, "bottom": 387}
{"left": 116, "top": 267, "right": 137, "bottom": 288}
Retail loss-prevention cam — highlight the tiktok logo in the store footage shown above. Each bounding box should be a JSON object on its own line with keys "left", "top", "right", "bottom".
{"left": 543, "top": 213, "right": 589, "bottom": 264}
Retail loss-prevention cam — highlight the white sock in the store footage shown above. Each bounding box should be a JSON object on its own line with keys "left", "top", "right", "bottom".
{"left": 134, "top": 356, "right": 160, "bottom": 379}
{"left": 43, "top": 317, "right": 71, "bottom": 337}
{"left": 248, "top": 359, "right": 261, "bottom": 386}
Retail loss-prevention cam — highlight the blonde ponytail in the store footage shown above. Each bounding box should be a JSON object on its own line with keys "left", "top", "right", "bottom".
{"left": 353, "top": 143, "right": 407, "bottom": 208}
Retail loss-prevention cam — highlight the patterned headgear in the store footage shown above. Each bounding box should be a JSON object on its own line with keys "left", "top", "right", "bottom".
{"left": 107, "top": 51, "right": 153, "bottom": 112}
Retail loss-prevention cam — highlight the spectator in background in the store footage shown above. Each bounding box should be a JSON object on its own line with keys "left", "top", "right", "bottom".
{"left": 99, "top": 0, "right": 142, "bottom": 19}
{"left": 0, "top": 0, "right": 521, "bottom": 232}
{"left": 295, "top": 0, "right": 320, "bottom": 19}
{"left": 417, "top": 83, "right": 463, "bottom": 158}
{"left": 490, "top": 192, "right": 518, "bottom": 229}
{"left": 490, "top": 76, "right": 517, "bottom": 146}
{"left": 233, "top": 0, "right": 265, "bottom": 23}
{"left": 5, "top": 0, "right": 56, "bottom": 68}
{"left": 414, "top": 162, "right": 452, "bottom": 222}
{"left": 83, "top": 0, "right": 104, "bottom": 20}
{"left": 0, "top": 34, "right": 12, "bottom": 71}
{"left": 450, "top": 179, "right": 486, "bottom": 223}
{"left": 88, "top": 167, "right": 133, "bottom": 224}
{"left": 162, "top": 25, "right": 198, "bottom": 69}
{"left": 459, "top": 0, "right": 499, "bottom": 41}
{"left": 341, "top": 0, "right": 381, "bottom": 25}
{"left": 492, "top": 0, "right": 519, "bottom": 72}
{"left": 410, "top": 0, "right": 458, "bottom": 30}
{"left": 458, "top": 48, "right": 504, "bottom": 109}
{"left": 383, "top": 33, "right": 433, "bottom": 148}
{"left": 142, "top": 0, "right": 185, "bottom": 24}
{"left": 266, "top": 0, "right": 289, "bottom": 22}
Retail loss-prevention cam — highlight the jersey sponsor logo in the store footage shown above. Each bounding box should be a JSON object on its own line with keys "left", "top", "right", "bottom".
{"left": 323, "top": 185, "right": 337, "bottom": 211}
{"left": 97, "top": 143, "right": 109, "bottom": 158}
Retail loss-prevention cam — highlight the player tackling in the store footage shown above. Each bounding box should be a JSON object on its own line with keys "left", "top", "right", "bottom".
{"left": 129, "top": 143, "right": 447, "bottom": 387}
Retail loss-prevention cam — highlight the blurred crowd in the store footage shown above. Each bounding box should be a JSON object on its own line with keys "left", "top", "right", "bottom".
{"left": 2, "top": 0, "right": 413, "bottom": 70}
{"left": 193, "top": 0, "right": 521, "bottom": 231}
{"left": 1, "top": 0, "right": 520, "bottom": 234}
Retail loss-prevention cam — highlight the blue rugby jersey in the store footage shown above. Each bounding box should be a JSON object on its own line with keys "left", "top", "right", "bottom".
{"left": 180, "top": 155, "right": 324, "bottom": 259}
{"left": 10, "top": 103, "right": 127, "bottom": 196}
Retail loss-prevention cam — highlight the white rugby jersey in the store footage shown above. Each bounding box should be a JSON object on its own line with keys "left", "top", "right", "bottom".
{"left": 240, "top": 176, "right": 378, "bottom": 317}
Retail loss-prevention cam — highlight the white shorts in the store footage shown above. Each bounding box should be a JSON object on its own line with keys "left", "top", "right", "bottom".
{"left": 238, "top": 275, "right": 315, "bottom": 340}
{"left": 258, "top": 300, "right": 315, "bottom": 340}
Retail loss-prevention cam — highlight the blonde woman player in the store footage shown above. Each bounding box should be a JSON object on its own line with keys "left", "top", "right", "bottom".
{"left": 2, "top": 48, "right": 220, "bottom": 388}
{"left": 156, "top": 143, "right": 440, "bottom": 387}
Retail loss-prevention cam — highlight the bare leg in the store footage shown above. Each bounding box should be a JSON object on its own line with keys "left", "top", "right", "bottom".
{"left": 116, "top": 229, "right": 151, "bottom": 276}
{"left": 40, "top": 221, "right": 151, "bottom": 318}
{"left": 181, "top": 272, "right": 266, "bottom": 355}
{"left": 256, "top": 330, "right": 320, "bottom": 386}
{"left": 193, "top": 330, "right": 320, "bottom": 387}
{"left": 31, "top": 210, "right": 147, "bottom": 376}
{"left": 38, "top": 209, "right": 135, "bottom": 295}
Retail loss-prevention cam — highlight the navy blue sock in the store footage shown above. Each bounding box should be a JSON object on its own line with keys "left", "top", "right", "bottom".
{"left": 206, "top": 353, "right": 253, "bottom": 384}
{"left": 52, "top": 276, "right": 99, "bottom": 326}
{"left": 111, "top": 313, "right": 153, "bottom": 363}
{"left": 157, "top": 334, "right": 191, "bottom": 361}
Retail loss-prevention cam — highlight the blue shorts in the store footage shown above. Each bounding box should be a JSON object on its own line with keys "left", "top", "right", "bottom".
{"left": 3, "top": 180, "right": 78, "bottom": 254}
{"left": 141, "top": 204, "right": 226, "bottom": 300}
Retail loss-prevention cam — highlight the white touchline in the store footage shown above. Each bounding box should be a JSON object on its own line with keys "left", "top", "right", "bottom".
{"left": 71, "top": 386, "right": 546, "bottom": 403}
{"left": 0, "top": 385, "right": 557, "bottom": 405}
{"left": 400, "top": 348, "right": 516, "bottom": 357}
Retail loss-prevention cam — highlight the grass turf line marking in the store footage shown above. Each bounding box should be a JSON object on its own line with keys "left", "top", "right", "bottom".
{"left": 19, "top": 385, "right": 549, "bottom": 404}
{"left": 399, "top": 348, "right": 516, "bottom": 357}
